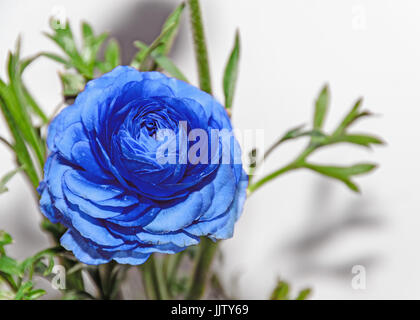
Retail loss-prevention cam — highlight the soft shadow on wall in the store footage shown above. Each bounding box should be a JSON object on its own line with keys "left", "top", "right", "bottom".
{"left": 280, "top": 179, "right": 384, "bottom": 290}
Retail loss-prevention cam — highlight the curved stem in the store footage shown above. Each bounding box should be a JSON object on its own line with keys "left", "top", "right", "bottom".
{"left": 248, "top": 145, "right": 316, "bottom": 194}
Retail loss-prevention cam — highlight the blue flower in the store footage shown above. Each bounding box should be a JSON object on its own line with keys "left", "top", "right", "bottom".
{"left": 38, "top": 66, "right": 248, "bottom": 265}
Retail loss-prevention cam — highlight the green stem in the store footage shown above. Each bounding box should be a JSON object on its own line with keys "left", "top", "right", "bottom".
{"left": 0, "top": 273, "right": 18, "bottom": 292}
{"left": 152, "top": 256, "right": 169, "bottom": 300}
{"left": 186, "top": 238, "right": 218, "bottom": 299}
{"left": 248, "top": 145, "right": 317, "bottom": 194}
{"left": 166, "top": 252, "right": 184, "bottom": 286}
{"left": 141, "top": 255, "right": 169, "bottom": 300}
{"left": 187, "top": 0, "right": 212, "bottom": 93}
{"left": 141, "top": 261, "right": 157, "bottom": 300}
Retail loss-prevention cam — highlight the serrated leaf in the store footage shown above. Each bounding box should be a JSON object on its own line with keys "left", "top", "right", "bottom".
{"left": 313, "top": 85, "right": 329, "bottom": 130}
{"left": 223, "top": 31, "right": 240, "bottom": 110}
{"left": 0, "top": 166, "right": 23, "bottom": 194}
{"left": 59, "top": 73, "right": 85, "bottom": 97}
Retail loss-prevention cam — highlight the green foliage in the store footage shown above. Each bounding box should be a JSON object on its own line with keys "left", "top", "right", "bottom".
{"left": 313, "top": 85, "right": 329, "bottom": 130}
{"left": 248, "top": 86, "right": 383, "bottom": 193}
{"left": 44, "top": 19, "right": 106, "bottom": 79}
{"left": 0, "top": 0, "right": 384, "bottom": 301}
{"left": 131, "top": 3, "right": 185, "bottom": 75}
{"left": 43, "top": 19, "right": 122, "bottom": 98}
{"left": 0, "top": 40, "right": 46, "bottom": 188}
{"left": 223, "top": 31, "right": 240, "bottom": 110}
{"left": 0, "top": 231, "right": 60, "bottom": 300}
{"left": 97, "top": 39, "right": 121, "bottom": 74}
{"left": 303, "top": 163, "right": 376, "bottom": 192}
{"left": 270, "top": 280, "right": 312, "bottom": 300}
{"left": 59, "top": 72, "right": 86, "bottom": 100}
{"left": 0, "top": 166, "right": 23, "bottom": 194}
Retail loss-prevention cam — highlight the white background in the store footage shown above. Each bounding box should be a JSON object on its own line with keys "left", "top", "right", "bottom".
{"left": 0, "top": 0, "right": 419, "bottom": 299}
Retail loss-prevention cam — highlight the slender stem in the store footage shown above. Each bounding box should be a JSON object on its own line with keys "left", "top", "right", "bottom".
{"left": 248, "top": 145, "right": 316, "bottom": 194}
{"left": 166, "top": 252, "right": 184, "bottom": 286}
{"left": 152, "top": 256, "right": 170, "bottom": 300}
{"left": 140, "top": 255, "right": 169, "bottom": 300}
{"left": 0, "top": 274, "right": 18, "bottom": 292}
{"left": 141, "top": 262, "right": 157, "bottom": 300}
{"left": 187, "top": 0, "right": 212, "bottom": 93}
{"left": 185, "top": 0, "right": 218, "bottom": 300}
{"left": 186, "top": 238, "right": 218, "bottom": 299}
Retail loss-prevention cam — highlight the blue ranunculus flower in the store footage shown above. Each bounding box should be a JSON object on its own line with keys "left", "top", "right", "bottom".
{"left": 38, "top": 66, "right": 248, "bottom": 265}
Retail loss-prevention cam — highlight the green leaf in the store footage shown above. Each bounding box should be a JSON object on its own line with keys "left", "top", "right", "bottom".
{"left": 81, "top": 22, "right": 108, "bottom": 73}
{"left": 303, "top": 163, "right": 377, "bottom": 192}
{"left": 223, "top": 31, "right": 240, "bottom": 110}
{"left": 313, "top": 85, "right": 329, "bottom": 130}
{"left": 296, "top": 288, "right": 311, "bottom": 300}
{"left": 131, "top": 3, "right": 185, "bottom": 72}
{"left": 46, "top": 21, "right": 84, "bottom": 69}
{"left": 0, "top": 290, "right": 14, "bottom": 300}
{"left": 20, "top": 53, "right": 40, "bottom": 74}
{"left": 333, "top": 98, "right": 375, "bottom": 136}
{"left": 134, "top": 22, "right": 179, "bottom": 71}
{"left": 187, "top": 0, "right": 212, "bottom": 93}
{"left": 3, "top": 49, "right": 46, "bottom": 168}
{"left": 270, "top": 281, "right": 290, "bottom": 300}
{"left": 22, "top": 86, "right": 48, "bottom": 123}
{"left": 14, "top": 281, "right": 33, "bottom": 300}
{"left": 0, "top": 166, "right": 23, "bottom": 194}
{"left": 21, "top": 247, "right": 61, "bottom": 280}
{"left": 26, "top": 289, "right": 46, "bottom": 300}
{"left": 0, "top": 256, "right": 22, "bottom": 277}
{"left": 0, "top": 231, "right": 12, "bottom": 247}
{"left": 330, "top": 134, "right": 384, "bottom": 148}
{"left": 155, "top": 3, "right": 185, "bottom": 56}
{"left": 263, "top": 126, "right": 326, "bottom": 161}
{"left": 40, "top": 52, "right": 72, "bottom": 68}
{"left": 133, "top": 41, "right": 188, "bottom": 81}
{"left": 59, "top": 72, "right": 86, "bottom": 97}
{"left": 45, "top": 20, "right": 95, "bottom": 78}
{"left": 103, "top": 39, "right": 121, "bottom": 71}
{"left": 0, "top": 90, "right": 39, "bottom": 187}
